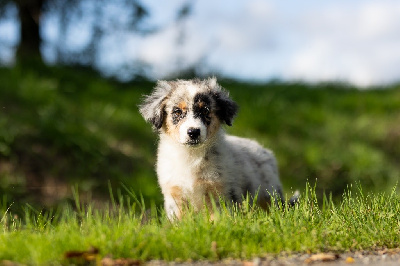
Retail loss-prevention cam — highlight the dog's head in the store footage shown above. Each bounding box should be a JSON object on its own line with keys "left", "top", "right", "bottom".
{"left": 139, "top": 77, "right": 238, "bottom": 146}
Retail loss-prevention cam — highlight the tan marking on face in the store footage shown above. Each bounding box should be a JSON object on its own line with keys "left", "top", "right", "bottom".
{"left": 163, "top": 114, "right": 173, "bottom": 133}
{"left": 178, "top": 101, "right": 188, "bottom": 111}
{"left": 163, "top": 111, "right": 182, "bottom": 141}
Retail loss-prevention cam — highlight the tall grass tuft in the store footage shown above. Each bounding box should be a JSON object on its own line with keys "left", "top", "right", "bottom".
{"left": 0, "top": 183, "right": 400, "bottom": 264}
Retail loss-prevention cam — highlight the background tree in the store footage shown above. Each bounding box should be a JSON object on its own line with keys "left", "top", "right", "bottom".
{"left": 14, "top": 0, "right": 43, "bottom": 62}
{"left": 0, "top": 0, "right": 148, "bottom": 65}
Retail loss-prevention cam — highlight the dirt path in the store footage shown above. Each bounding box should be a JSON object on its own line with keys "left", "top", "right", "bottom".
{"left": 4, "top": 248, "right": 399, "bottom": 265}
{"left": 142, "top": 248, "right": 400, "bottom": 266}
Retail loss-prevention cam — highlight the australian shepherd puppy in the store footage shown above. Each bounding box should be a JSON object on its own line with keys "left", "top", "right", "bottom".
{"left": 139, "top": 77, "right": 285, "bottom": 219}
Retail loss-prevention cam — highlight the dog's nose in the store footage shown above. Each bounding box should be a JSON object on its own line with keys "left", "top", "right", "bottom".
{"left": 187, "top": 128, "right": 200, "bottom": 140}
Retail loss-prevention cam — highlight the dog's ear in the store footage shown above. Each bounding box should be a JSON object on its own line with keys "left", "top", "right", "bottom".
{"left": 209, "top": 79, "right": 238, "bottom": 126}
{"left": 214, "top": 91, "right": 238, "bottom": 126}
{"left": 139, "top": 81, "right": 172, "bottom": 130}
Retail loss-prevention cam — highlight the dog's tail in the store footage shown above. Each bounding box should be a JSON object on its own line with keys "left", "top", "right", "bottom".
{"left": 287, "top": 190, "right": 300, "bottom": 207}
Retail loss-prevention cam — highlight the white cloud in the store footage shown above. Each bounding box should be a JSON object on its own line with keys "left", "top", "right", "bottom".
{"left": 280, "top": 0, "right": 400, "bottom": 86}
{"left": 133, "top": 0, "right": 400, "bottom": 86}
{"left": 135, "top": 22, "right": 208, "bottom": 77}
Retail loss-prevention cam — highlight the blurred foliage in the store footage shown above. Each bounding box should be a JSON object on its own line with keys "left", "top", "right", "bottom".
{"left": 226, "top": 81, "right": 400, "bottom": 197}
{"left": 0, "top": 65, "right": 160, "bottom": 207}
{"left": 0, "top": 65, "right": 399, "bottom": 208}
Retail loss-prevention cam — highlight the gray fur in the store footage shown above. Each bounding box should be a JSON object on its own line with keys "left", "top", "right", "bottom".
{"left": 139, "top": 80, "right": 172, "bottom": 129}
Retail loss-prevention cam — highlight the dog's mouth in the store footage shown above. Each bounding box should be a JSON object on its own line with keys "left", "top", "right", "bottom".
{"left": 185, "top": 139, "right": 202, "bottom": 146}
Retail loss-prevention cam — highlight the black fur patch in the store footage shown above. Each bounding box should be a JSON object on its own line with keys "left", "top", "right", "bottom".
{"left": 213, "top": 91, "right": 238, "bottom": 126}
{"left": 242, "top": 179, "right": 253, "bottom": 196}
{"left": 193, "top": 93, "right": 212, "bottom": 125}
{"left": 229, "top": 188, "right": 239, "bottom": 203}
{"left": 151, "top": 111, "right": 165, "bottom": 129}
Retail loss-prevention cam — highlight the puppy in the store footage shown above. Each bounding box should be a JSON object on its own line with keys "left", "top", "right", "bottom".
{"left": 139, "top": 78, "right": 284, "bottom": 219}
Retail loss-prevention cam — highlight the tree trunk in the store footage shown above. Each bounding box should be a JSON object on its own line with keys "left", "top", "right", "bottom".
{"left": 14, "top": 0, "right": 44, "bottom": 63}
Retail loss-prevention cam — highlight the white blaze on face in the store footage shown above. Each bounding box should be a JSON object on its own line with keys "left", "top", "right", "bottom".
{"left": 186, "top": 84, "right": 200, "bottom": 98}
{"left": 178, "top": 111, "right": 207, "bottom": 144}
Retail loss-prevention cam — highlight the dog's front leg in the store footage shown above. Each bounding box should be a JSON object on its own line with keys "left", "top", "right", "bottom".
{"left": 164, "top": 195, "right": 182, "bottom": 220}
{"left": 163, "top": 186, "right": 185, "bottom": 220}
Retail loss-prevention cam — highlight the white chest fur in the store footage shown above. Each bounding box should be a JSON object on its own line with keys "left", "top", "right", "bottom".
{"left": 158, "top": 136, "right": 210, "bottom": 185}
{"left": 156, "top": 134, "right": 224, "bottom": 201}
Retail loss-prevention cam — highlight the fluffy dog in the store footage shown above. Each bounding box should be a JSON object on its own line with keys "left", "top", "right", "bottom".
{"left": 139, "top": 78, "right": 284, "bottom": 219}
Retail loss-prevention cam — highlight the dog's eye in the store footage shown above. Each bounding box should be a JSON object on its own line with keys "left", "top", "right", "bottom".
{"left": 172, "top": 108, "right": 182, "bottom": 116}
{"left": 202, "top": 107, "right": 210, "bottom": 115}
{"left": 171, "top": 107, "right": 185, "bottom": 125}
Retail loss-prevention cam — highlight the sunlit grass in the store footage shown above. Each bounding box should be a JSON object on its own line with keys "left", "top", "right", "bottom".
{"left": 1, "top": 184, "right": 399, "bottom": 264}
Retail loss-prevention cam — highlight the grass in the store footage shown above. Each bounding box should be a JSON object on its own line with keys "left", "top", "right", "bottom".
{"left": 0, "top": 184, "right": 399, "bottom": 264}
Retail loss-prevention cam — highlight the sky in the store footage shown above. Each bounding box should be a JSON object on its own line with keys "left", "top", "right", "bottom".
{"left": 1, "top": 0, "right": 400, "bottom": 87}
